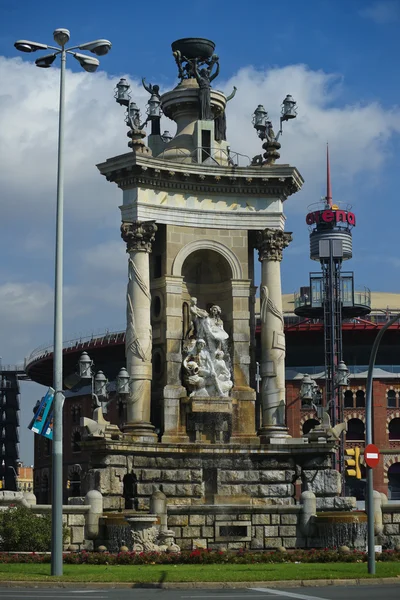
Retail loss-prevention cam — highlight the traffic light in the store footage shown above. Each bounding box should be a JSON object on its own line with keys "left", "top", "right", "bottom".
{"left": 344, "top": 447, "right": 362, "bottom": 479}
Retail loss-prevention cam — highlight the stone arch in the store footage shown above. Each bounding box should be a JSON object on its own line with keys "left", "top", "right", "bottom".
{"left": 68, "top": 465, "right": 82, "bottom": 497}
{"left": 388, "top": 462, "right": 400, "bottom": 500}
{"left": 346, "top": 418, "right": 365, "bottom": 441}
{"left": 389, "top": 417, "right": 400, "bottom": 441}
{"left": 386, "top": 388, "right": 398, "bottom": 408}
{"left": 387, "top": 410, "right": 400, "bottom": 432}
{"left": 172, "top": 239, "right": 243, "bottom": 280}
{"left": 344, "top": 411, "right": 365, "bottom": 423}
{"left": 302, "top": 418, "right": 320, "bottom": 435}
{"left": 300, "top": 413, "right": 318, "bottom": 428}
{"left": 384, "top": 455, "right": 400, "bottom": 483}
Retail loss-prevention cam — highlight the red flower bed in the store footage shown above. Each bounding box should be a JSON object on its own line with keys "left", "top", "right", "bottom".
{"left": 0, "top": 548, "right": 399, "bottom": 565}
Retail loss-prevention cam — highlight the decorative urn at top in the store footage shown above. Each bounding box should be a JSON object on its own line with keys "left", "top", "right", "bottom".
{"left": 171, "top": 37, "right": 215, "bottom": 60}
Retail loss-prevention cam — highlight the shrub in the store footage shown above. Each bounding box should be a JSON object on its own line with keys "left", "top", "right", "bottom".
{"left": 0, "top": 548, "right": 399, "bottom": 564}
{"left": 0, "top": 506, "right": 67, "bottom": 552}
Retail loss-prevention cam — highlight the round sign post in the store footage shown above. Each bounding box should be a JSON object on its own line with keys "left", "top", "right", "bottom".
{"left": 365, "top": 444, "right": 380, "bottom": 469}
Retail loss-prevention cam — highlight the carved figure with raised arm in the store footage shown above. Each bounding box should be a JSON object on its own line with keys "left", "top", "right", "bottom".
{"left": 142, "top": 78, "right": 161, "bottom": 99}
{"left": 215, "top": 86, "right": 237, "bottom": 142}
{"left": 192, "top": 56, "right": 220, "bottom": 120}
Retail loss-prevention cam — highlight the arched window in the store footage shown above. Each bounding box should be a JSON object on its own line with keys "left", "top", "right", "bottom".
{"left": 388, "top": 463, "right": 400, "bottom": 501}
{"left": 72, "top": 430, "right": 81, "bottom": 453}
{"left": 344, "top": 390, "right": 354, "bottom": 408}
{"left": 387, "top": 390, "right": 397, "bottom": 408}
{"left": 69, "top": 472, "right": 81, "bottom": 497}
{"left": 72, "top": 405, "right": 82, "bottom": 424}
{"left": 389, "top": 418, "right": 400, "bottom": 441}
{"left": 355, "top": 390, "right": 365, "bottom": 408}
{"left": 346, "top": 418, "right": 365, "bottom": 441}
{"left": 302, "top": 419, "right": 320, "bottom": 435}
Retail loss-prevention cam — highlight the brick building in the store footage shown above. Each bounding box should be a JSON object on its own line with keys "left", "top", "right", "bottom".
{"left": 26, "top": 291, "right": 400, "bottom": 504}
{"left": 282, "top": 291, "right": 400, "bottom": 500}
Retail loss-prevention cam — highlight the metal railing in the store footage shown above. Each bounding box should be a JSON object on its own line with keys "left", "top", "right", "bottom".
{"left": 286, "top": 364, "right": 400, "bottom": 377}
{"left": 25, "top": 327, "right": 126, "bottom": 367}
{"left": 293, "top": 287, "right": 372, "bottom": 311}
{"left": 0, "top": 364, "right": 25, "bottom": 373}
{"left": 156, "top": 146, "right": 251, "bottom": 167}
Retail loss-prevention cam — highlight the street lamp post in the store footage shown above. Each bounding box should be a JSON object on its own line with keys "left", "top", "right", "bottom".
{"left": 365, "top": 312, "right": 400, "bottom": 574}
{"left": 14, "top": 28, "right": 111, "bottom": 577}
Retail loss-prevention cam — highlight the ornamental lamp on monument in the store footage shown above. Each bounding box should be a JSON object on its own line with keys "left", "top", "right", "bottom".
{"left": 252, "top": 95, "right": 297, "bottom": 165}
{"left": 252, "top": 105, "right": 268, "bottom": 140}
{"left": 335, "top": 360, "right": 349, "bottom": 387}
{"left": 126, "top": 100, "right": 141, "bottom": 129}
{"left": 94, "top": 371, "right": 108, "bottom": 398}
{"left": 114, "top": 77, "right": 151, "bottom": 153}
{"left": 161, "top": 130, "right": 173, "bottom": 144}
{"left": 281, "top": 94, "right": 297, "bottom": 123}
{"left": 146, "top": 94, "right": 161, "bottom": 120}
{"left": 116, "top": 367, "right": 130, "bottom": 395}
{"left": 78, "top": 352, "right": 93, "bottom": 380}
{"left": 114, "top": 78, "right": 131, "bottom": 106}
{"left": 300, "top": 373, "right": 314, "bottom": 402}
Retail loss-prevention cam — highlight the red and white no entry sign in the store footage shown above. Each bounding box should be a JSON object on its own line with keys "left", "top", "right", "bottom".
{"left": 365, "top": 443, "right": 380, "bottom": 468}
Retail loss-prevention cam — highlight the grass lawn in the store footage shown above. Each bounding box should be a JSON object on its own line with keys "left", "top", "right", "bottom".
{"left": 0, "top": 562, "right": 399, "bottom": 583}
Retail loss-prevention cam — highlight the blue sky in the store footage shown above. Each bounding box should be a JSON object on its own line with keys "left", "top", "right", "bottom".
{"left": 1, "top": 0, "right": 400, "bottom": 463}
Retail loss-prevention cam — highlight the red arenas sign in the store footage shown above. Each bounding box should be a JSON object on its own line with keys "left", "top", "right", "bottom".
{"left": 306, "top": 209, "right": 356, "bottom": 227}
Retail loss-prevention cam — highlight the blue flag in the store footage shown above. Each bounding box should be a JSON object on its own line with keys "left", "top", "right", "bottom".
{"left": 28, "top": 387, "right": 55, "bottom": 436}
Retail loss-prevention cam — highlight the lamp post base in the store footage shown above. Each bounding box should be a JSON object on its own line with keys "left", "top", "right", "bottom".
{"left": 122, "top": 421, "right": 158, "bottom": 443}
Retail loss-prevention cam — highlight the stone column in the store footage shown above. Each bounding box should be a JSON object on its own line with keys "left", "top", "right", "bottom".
{"left": 256, "top": 228, "right": 292, "bottom": 442}
{"left": 121, "top": 221, "right": 158, "bottom": 442}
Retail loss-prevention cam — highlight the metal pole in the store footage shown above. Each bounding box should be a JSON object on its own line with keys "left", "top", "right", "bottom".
{"left": 51, "top": 47, "right": 66, "bottom": 577}
{"left": 365, "top": 312, "right": 400, "bottom": 575}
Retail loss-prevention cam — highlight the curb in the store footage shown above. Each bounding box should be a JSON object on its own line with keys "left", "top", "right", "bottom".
{"left": 0, "top": 577, "right": 398, "bottom": 589}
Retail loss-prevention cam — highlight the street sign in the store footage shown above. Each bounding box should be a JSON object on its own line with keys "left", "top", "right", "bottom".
{"left": 364, "top": 443, "right": 380, "bottom": 468}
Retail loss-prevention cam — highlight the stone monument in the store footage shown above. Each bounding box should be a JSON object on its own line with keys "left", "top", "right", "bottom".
{"left": 84, "top": 37, "right": 344, "bottom": 551}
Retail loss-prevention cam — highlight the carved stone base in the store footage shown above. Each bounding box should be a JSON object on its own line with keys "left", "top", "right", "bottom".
{"left": 258, "top": 425, "right": 291, "bottom": 444}
{"left": 190, "top": 397, "right": 232, "bottom": 414}
{"left": 122, "top": 421, "right": 158, "bottom": 443}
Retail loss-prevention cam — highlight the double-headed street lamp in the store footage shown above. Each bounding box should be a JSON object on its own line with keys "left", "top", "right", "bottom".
{"left": 14, "top": 28, "right": 111, "bottom": 578}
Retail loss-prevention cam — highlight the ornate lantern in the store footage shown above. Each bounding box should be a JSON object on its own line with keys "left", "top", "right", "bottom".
{"left": 126, "top": 100, "right": 141, "bottom": 129}
{"left": 335, "top": 360, "right": 349, "bottom": 387}
{"left": 78, "top": 352, "right": 92, "bottom": 379}
{"left": 116, "top": 367, "right": 130, "bottom": 395}
{"left": 114, "top": 78, "right": 131, "bottom": 106}
{"left": 300, "top": 373, "right": 314, "bottom": 401}
{"left": 94, "top": 371, "right": 108, "bottom": 398}
{"left": 281, "top": 94, "right": 297, "bottom": 122}
{"left": 252, "top": 104, "right": 268, "bottom": 138}
{"left": 161, "top": 130, "right": 173, "bottom": 143}
{"left": 146, "top": 93, "right": 161, "bottom": 119}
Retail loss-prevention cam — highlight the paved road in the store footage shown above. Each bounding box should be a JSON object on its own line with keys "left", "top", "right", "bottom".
{"left": 0, "top": 585, "right": 399, "bottom": 600}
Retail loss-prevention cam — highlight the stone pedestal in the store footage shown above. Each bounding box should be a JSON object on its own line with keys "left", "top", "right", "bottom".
{"left": 256, "top": 228, "right": 292, "bottom": 442}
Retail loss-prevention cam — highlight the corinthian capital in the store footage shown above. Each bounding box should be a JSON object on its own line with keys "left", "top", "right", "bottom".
{"left": 121, "top": 221, "right": 157, "bottom": 253}
{"left": 256, "top": 228, "right": 292, "bottom": 262}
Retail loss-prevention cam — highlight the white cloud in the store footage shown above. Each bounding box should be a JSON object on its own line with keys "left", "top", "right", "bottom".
{"left": 0, "top": 57, "right": 148, "bottom": 222}
{"left": 0, "top": 282, "right": 53, "bottom": 324}
{"left": 360, "top": 1, "right": 400, "bottom": 24}
{"left": 2, "top": 55, "right": 400, "bottom": 369}
{"left": 221, "top": 65, "right": 400, "bottom": 211}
